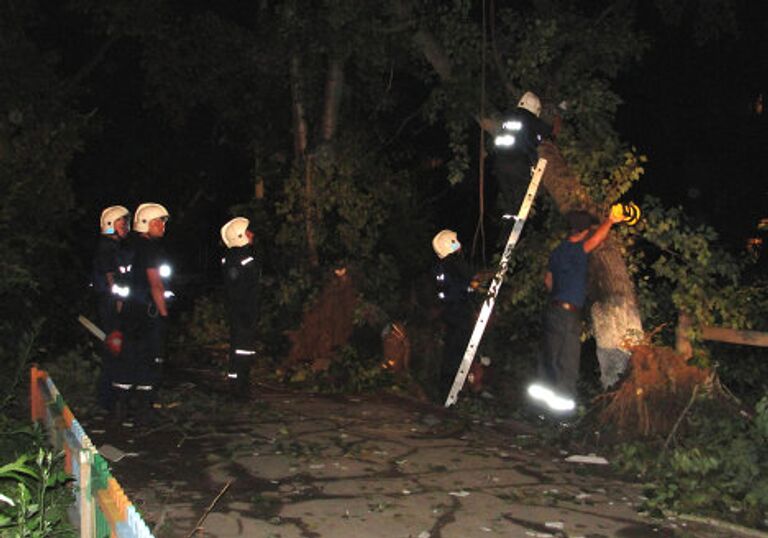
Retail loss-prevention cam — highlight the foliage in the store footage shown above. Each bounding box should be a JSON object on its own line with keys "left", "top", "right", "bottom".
{"left": 409, "top": 0, "right": 649, "bottom": 187}
{"left": 611, "top": 396, "right": 768, "bottom": 528}
{"left": 0, "top": 1, "right": 89, "bottom": 412}
{"left": 273, "top": 140, "right": 430, "bottom": 311}
{"left": 0, "top": 425, "right": 74, "bottom": 537}
{"left": 177, "top": 294, "right": 229, "bottom": 348}
{"left": 293, "top": 345, "right": 395, "bottom": 395}
{"left": 621, "top": 196, "right": 763, "bottom": 348}
{"left": 42, "top": 348, "right": 101, "bottom": 412}
{"left": 0, "top": 323, "right": 42, "bottom": 413}
{"left": 653, "top": 0, "right": 739, "bottom": 45}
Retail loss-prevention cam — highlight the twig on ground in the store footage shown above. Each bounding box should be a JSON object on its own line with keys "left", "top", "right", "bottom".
{"left": 665, "top": 511, "right": 768, "bottom": 538}
{"left": 186, "top": 480, "right": 233, "bottom": 538}
{"left": 152, "top": 507, "right": 168, "bottom": 535}
{"left": 663, "top": 384, "right": 699, "bottom": 454}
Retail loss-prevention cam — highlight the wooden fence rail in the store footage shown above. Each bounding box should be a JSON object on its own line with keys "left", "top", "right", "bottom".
{"left": 676, "top": 313, "right": 768, "bottom": 358}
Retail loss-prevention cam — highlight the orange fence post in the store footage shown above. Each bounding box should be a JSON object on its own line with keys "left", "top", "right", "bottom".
{"left": 30, "top": 365, "right": 45, "bottom": 422}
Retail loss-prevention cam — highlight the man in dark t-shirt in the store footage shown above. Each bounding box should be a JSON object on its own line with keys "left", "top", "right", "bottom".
{"left": 534, "top": 209, "right": 622, "bottom": 412}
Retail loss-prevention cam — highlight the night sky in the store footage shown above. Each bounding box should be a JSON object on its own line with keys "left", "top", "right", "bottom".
{"left": 615, "top": 2, "right": 767, "bottom": 246}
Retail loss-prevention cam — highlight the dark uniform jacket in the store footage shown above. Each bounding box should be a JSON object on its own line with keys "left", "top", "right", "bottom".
{"left": 126, "top": 235, "right": 169, "bottom": 304}
{"left": 92, "top": 235, "right": 122, "bottom": 333}
{"left": 494, "top": 107, "right": 553, "bottom": 211}
{"left": 222, "top": 245, "right": 262, "bottom": 338}
{"left": 432, "top": 254, "right": 474, "bottom": 326}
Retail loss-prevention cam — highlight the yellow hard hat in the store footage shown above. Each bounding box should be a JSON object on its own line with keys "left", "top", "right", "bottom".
{"left": 133, "top": 203, "right": 169, "bottom": 233}
{"left": 220, "top": 217, "right": 250, "bottom": 248}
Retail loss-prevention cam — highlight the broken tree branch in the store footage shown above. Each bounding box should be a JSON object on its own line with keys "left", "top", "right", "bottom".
{"left": 186, "top": 480, "right": 233, "bottom": 537}
{"left": 663, "top": 384, "right": 699, "bottom": 454}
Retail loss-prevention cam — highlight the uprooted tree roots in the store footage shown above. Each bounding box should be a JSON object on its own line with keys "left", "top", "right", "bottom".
{"left": 596, "top": 344, "right": 732, "bottom": 440}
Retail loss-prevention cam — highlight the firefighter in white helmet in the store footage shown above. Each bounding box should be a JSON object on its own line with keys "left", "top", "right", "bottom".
{"left": 92, "top": 205, "right": 131, "bottom": 411}
{"left": 431, "top": 230, "right": 477, "bottom": 400}
{"left": 493, "top": 90, "right": 554, "bottom": 219}
{"left": 112, "top": 202, "right": 173, "bottom": 424}
{"left": 220, "top": 217, "right": 262, "bottom": 398}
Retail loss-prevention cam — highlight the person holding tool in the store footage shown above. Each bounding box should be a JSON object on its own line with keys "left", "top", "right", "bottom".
{"left": 528, "top": 207, "right": 628, "bottom": 414}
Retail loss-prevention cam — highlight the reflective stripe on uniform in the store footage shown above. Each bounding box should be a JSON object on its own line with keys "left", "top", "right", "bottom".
{"left": 154, "top": 357, "right": 165, "bottom": 364}
{"left": 112, "top": 383, "right": 132, "bottom": 390}
{"left": 135, "top": 385, "right": 153, "bottom": 391}
{"left": 240, "top": 256, "right": 254, "bottom": 266}
{"left": 227, "top": 373, "right": 238, "bottom": 379}
{"left": 235, "top": 349, "right": 256, "bottom": 355}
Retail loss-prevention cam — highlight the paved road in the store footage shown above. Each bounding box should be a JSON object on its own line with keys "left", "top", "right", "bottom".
{"left": 83, "top": 383, "right": 729, "bottom": 538}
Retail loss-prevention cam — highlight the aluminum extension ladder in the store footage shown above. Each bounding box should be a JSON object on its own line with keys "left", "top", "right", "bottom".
{"left": 444, "top": 158, "right": 548, "bottom": 407}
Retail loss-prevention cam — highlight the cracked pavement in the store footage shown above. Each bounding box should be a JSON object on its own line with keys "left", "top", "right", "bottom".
{"left": 82, "top": 383, "right": 733, "bottom": 538}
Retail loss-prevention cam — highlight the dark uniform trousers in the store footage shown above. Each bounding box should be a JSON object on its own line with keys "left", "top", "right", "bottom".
{"left": 111, "top": 302, "right": 165, "bottom": 419}
{"left": 227, "top": 312, "right": 258, "bottom": 393}
{"left": 540, "top": 304, "right": 582, "bottom": 398}
{"left": 495, "top": 151, "right": 535, "bottom": 216}
{"left": 96, "top": 293, "right": 120, "bottom": 410}
{"left": 440, "top": 306, "right": 473, "bottom": 398}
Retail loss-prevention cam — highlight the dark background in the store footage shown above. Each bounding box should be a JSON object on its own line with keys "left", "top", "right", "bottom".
{"left": 616, "top": 3, "right": 767, "bottom": 247}
{"left": 24, "top": 2, "right": 768, "bottom": 275}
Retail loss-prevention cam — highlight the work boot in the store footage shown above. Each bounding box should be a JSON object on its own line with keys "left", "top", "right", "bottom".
{"left": 235, "top": 378, "right": 251, "bottom": 400}
{"left": 133, "top": 389, "right": 156, "bottom": 427}
{"left": 112, "top": 390, "right": 130, "bottom": 424}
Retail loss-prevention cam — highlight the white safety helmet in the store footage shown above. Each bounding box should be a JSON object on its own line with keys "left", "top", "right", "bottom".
{"left": 100, "top": 205, "right": 130, "bottom": 234}
{"left": 518, "top": 91, "right": 542, "bottom": 117}
{"left": 220, "top": 217, "right": 251, "bottom": 248}
{"left": 133, "top": 203, "right": 169, "bottom": 233}
{"left": 432, "top": 229, "right": 461, "bottom": 259}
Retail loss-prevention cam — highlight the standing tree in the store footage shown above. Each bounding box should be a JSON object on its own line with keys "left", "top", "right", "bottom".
{"left": 393, "top": 0, "right": 648, "bottom": 387}
{"left": 0, "top": 0, "right": 88, "bottom": 399}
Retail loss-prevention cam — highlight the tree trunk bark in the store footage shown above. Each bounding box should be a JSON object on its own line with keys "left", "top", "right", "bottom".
{"left": 289, "top": 55, "right": 308, "bottom": 158}
{"left": 289, "top": 54, "right": 318, "bottom": 266}
{"left": 321, "top": 57, "right": 344, "bottom": 143}
{"left": 304, "top": 155, "right": 319, "bottom": 267}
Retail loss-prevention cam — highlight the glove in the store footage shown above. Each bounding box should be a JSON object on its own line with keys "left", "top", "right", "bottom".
{"left": 105, "top": 330, "right": 124, "bottom": 356}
